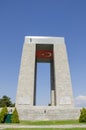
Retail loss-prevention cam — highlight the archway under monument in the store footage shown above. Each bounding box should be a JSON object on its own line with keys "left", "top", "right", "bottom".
{"left": 36, "top": 63, "right": 51, "bottom": 106}
{"left": 35, "top": 44, "right": 55, "bottom": 106}
{"left": 16, "top": 36, "right": 80, "bottom": 120}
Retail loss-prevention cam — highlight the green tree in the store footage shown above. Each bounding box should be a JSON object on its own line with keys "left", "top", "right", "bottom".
{"left": 11, "top": 108, "right": 20, "bottom": 123}
{"left": 0, "top": 95, "right": 15, "bottom": 107}
{"left": 79, "top": 108, "right": 86, "bottom": 122}
{"left": 0, "top": 106, "right": 8, "bottom": 123}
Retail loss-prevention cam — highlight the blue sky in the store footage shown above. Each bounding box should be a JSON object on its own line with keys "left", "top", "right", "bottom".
{"left": 0, "top": 0, "right": 86, "bottom": 107}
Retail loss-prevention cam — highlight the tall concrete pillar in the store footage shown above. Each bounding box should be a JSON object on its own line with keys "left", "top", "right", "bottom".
{"left": 50, "top": 62, "right": 55, "bottom": 106}
{"left": 16, "top": 42, "right": 36, "bottom": 106}
{"left": 54, "top": 43, "right": 74, "bottom": 108}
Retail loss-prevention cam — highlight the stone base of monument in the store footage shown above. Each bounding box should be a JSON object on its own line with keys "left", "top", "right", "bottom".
{"left": 17, "top": 106, "right": 80, "bottom": 120}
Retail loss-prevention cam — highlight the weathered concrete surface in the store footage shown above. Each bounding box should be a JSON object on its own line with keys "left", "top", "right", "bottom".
{"left": 17, "top": 106, "right": 80, "bottom": 120}
{"left": 16, "top": 36, "right": 76, "bottom": 120}
{"left": 16, "top": 43, "right": 36, "bottom": 106}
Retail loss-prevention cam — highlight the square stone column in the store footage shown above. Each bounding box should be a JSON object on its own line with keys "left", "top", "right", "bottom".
{"left": 16, "top": 43, "right": 36, "bottom": 106}
{"left": 54, "top": 42, "right": 74, "bottom": 108}
{"left": 50, "top": 62, "right": 56, "bottom": 106}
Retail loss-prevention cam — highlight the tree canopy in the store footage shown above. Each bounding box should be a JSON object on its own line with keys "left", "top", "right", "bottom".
{"left": 0, "top": 95, "right": 15, "bottom": 107}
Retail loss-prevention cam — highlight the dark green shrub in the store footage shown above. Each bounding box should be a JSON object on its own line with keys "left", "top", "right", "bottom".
{"left": 0, "top": 106, "right": 8, "bottom": 123}
{"left": 79, "top": 108, "right": 86, "bottom": 123}
{"left": 11, "top": 108, "right": 20, "bottom": 123}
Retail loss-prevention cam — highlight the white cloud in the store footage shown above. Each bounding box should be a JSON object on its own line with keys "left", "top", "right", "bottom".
{"left": 75, "top": 95, "right": 86, "bottom": 101}
{"left": 74, "top": 95, "right": 86, "bottom": 107}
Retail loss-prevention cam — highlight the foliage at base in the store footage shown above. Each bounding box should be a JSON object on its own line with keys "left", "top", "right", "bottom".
{"left": 0, "top": 106, "right": 8, "bottom": 123}
{"left": 79, "top": 108, "right": 86, "bottom": 123}
{"left": 11, "top": 108, "right": 20, "bottom": 123}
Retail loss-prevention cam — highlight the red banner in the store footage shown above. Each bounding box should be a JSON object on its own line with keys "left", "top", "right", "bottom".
{"left": 36, "top": 50, "right": 53, "bottom": 59}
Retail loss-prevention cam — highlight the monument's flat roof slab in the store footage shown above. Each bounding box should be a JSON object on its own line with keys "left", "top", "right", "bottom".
{"left": 24, "top": 36, "right": 65, "bottom": 44}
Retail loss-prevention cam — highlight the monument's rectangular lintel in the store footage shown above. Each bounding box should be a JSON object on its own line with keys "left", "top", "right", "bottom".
{"left": 24, "top": 36, "right": 65, "bottom": 44}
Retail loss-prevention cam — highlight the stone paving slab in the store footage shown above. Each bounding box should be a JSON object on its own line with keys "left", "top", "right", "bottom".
{"left": 0, "top": 124, "right": 86, "bottom": 129}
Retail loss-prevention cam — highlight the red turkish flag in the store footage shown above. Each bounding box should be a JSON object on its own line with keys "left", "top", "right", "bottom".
{"left": 36, "top": 50, "right": 53, "bottom": 59}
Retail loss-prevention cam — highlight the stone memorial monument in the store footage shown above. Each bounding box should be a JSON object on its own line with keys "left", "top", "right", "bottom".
{"left": 16, "top": 36, "right": 80, "bottom": 120}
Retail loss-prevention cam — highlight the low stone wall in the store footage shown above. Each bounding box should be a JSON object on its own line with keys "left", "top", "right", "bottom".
{"left": 0, "top": 106, "right": 81, "bottom": 121}
{"left": 17, "top": 106, "right": 81, "bottom": 120}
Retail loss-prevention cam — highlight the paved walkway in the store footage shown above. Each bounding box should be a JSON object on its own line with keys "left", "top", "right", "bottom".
{"left": 0, "top": 124, "right": 86, "bottom": 129}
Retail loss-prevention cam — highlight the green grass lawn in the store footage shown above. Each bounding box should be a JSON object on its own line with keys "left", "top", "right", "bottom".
{"left": 20, "top": 120, "right": 81, "bottom": 125}
{"left": 1, "top": 120, "right": 86, "bottom": 130}
{"left": 4, "top": 128, "right": 86, "bottom": 130}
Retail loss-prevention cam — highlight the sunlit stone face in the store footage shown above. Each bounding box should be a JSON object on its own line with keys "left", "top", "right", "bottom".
{"left": 16, "top": 36, "right": 75, "bottom": 120}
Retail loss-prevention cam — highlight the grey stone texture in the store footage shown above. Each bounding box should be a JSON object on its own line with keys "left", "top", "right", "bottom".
{"left": 16, "top": 106, "right": 80, "bottom": 120}
{"left": 54, "top": 43, "right": 74, "bottom": 108}
{"left": 16, "top": 36, "right": 79, "bottom": 120}
{"left": 16, "top": 43, "right": 36, "bottom": 106}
